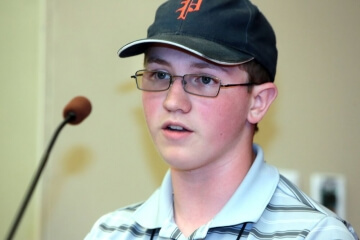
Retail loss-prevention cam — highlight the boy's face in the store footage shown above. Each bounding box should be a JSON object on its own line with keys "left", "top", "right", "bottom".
{"left": 142, "top": 45, "right": 255, "bottom": 172}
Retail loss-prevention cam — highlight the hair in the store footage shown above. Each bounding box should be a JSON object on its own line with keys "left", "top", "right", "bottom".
{"left": 239, "top": 60, "right": 273, "bottom": 133}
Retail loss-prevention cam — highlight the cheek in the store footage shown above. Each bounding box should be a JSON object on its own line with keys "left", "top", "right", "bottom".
{"left": 142, "top": 92, "right": 165, "bottom": 134}
{"left": 142, "top": 93, "right": 156, "bottom": 123}
{"left": 209, "top": 106, "right": 239, "bottom": 137}
{"left": 203, "top": 95, "right": 250, "bottom": 137}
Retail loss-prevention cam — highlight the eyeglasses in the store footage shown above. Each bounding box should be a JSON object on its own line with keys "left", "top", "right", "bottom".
{"left": 131, "top": 70, "right": 255, "bottom": 97}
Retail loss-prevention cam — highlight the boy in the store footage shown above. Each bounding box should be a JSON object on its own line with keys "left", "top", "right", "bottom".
{"left": 86, "top": 0, "right": 358, "bottom": 239}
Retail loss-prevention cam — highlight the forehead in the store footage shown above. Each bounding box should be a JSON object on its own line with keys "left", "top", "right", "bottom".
{"left": 145, "top": 44, "right": 211, "bottom": 64}
{"left": 144, "top": 44, "right": 244, "bottom": 75}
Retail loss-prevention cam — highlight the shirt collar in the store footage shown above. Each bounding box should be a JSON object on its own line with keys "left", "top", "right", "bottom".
{"left": 133, "top": 144, "right": 279, "bottom": 229}
{"left": 210, "top": 144, "right": 279, "bottom": 227}
{"left": 133, "top": 170, "right": 173, "bottom": 228}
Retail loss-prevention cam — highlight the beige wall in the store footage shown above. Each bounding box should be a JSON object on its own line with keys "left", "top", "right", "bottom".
{"left": 1, "top": 1, "right": 359, "bottom": 239}
{"left": 0, "top": 0, "right": 44, "bottom": 239}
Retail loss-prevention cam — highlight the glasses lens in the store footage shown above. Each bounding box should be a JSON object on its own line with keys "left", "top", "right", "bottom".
{"left": 136, "top": 70, "right": 171, "bottom": 91}
{"left": 183, "top": 74, "right": 221, "bottom": 97}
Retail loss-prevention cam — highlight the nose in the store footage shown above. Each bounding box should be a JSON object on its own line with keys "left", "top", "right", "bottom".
{"left": 163, "top": 76, "right": 191, "bottom": 113}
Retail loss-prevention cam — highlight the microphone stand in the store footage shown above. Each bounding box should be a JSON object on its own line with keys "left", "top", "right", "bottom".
{"left": 5, "top": 112, "right": 76, "bottom": 240}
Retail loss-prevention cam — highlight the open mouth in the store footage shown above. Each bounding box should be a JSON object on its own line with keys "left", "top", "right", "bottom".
{"left": 166, "top": 125, "right": 190, "bottom": 132}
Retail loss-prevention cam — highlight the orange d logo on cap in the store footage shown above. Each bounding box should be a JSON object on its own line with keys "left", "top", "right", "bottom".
{"left": 176, "top": 0, "right": 203, "bottom": 20}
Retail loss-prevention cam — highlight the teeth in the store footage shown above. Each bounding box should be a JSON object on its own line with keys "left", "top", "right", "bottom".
{"left": 168, "top": 125, "right": 184, "bottom": 131}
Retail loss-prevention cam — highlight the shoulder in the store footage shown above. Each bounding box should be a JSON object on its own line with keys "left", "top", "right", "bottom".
{"left": 96, "top": 202, "right": 142, "bottom": 228}
{"left": 249, "top": 175, "right": 358, "bottom": 239}
{"left": 85, "top": 202, "right": 154, "bottom": 239}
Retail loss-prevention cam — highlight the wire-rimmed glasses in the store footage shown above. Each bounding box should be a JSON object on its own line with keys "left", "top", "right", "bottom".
{"left": 131, "top": 70, "right": 255, "bottom": 97}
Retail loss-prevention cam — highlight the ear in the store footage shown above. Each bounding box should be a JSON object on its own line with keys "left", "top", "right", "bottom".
{"left": 247, "top": 82, "right": 278, "bottom": 124}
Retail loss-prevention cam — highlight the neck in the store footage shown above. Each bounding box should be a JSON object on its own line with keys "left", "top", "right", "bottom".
{"left": 170, "top": 144, "right": 255, "bottom": 237}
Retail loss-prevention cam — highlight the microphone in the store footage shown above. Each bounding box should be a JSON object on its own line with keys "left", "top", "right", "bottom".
{"left": 63, "top": 96, "right": 92, "bottom": 125}
{"left": 6, "top": 96, "right": 92, "bottom": 240}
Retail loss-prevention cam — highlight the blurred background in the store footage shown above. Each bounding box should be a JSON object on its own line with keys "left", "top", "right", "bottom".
{"left": 1, "top": 0, "right": 359, "bottom": 239}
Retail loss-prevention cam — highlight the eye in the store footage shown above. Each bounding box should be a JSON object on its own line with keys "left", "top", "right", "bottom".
{"left": 200, "top": 76, "right": 214, "bottom": 85}
{"left": 191, "top": 75, "right": 219, "bottom": 86}
{"left": 153, "top": 71, "right": 170, "bottom": 80}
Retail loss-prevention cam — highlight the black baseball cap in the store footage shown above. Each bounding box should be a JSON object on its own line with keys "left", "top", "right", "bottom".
{"left": 118, "top": 0, "right": 277, "bottom": 81}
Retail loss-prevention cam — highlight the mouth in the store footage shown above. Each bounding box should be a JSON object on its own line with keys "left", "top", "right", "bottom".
{"left": 163, "top": 123, "right": 192, "bottom": 133}
{"left": 161, "top": 122, "right": 193, "bottom": 140}
{"left": 166, "top": 125, "right": 189, "bottom": 132}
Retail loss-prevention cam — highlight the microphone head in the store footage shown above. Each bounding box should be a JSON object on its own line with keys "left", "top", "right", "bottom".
{"left": 63, "top": 96, "right": 92, "bottom": 125}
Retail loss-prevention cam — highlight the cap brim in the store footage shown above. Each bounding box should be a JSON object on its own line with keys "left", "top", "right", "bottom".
{"left": 118, "top": 35, "right": 254, "bottom": 66}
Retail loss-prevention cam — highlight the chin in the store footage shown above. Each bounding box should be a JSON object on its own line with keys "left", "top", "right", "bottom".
{"left": 162, "top": 155, "right": 209, "bottom": 173}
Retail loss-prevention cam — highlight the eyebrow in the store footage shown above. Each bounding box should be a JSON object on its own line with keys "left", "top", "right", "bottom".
{"left": 145, "top": 56, "right": 230, "bottom": 74}
{"left": 190, "top": 62, "right": 228, "bottom": 72}
{"left": 145, "top": 56, "right": 170, "bottom": 66}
